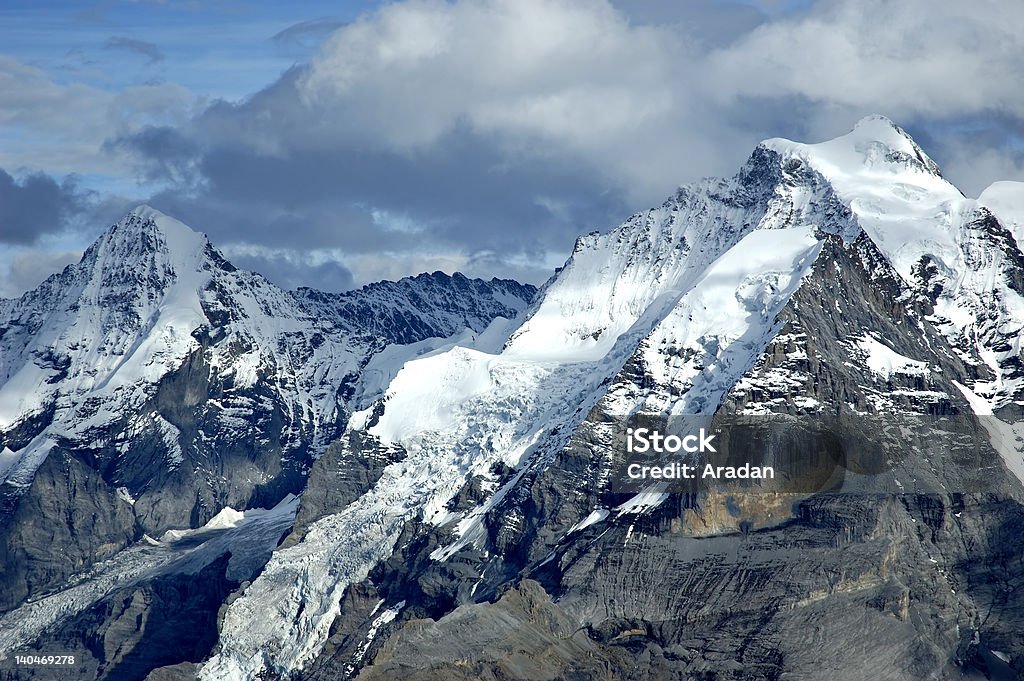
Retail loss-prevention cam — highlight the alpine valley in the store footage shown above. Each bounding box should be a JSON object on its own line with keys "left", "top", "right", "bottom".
{"left": 3, "top": 116, "right": 1024, "bottom": 681}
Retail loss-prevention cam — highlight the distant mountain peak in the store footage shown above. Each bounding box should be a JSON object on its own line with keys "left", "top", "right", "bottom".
{"left": 104, "top": 205, "right": 202, "bottom": 242}
{"left": 92, "top": 205, "right": 207, "bottom": 263}
{"left": 0, "top": 202, "right": 537, "bottom": 513}
{"left": 763, "top": 114, "right": 943, "bottom": 179}
{"left": 850, "top": 112, "right": 901, "bottom": 135}
{"left": 128, "top": 203, "right": 171, "bottom": 221}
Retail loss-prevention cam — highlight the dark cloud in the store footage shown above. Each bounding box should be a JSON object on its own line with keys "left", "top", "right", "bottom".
{"left": 127, "top": 128, "right": 632, "bottom": 284}
{"left": 105, "top": 124, "right": 200, "bottom": 186}
{"left": 112, "top": 57, "right": 639, "bottom": 286}
{"left": 104, "top": 36, "right": 165, "bottom": 64}
{"left": 224, "top": 248, "right": 355, "bottom": 293}
{"left": 0, "top": 170, "right": 91, "bottom": 245}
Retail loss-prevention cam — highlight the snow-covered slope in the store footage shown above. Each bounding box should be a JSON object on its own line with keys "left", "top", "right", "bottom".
{"left": 0, "top": 205, "right": 356, "bottom": 546}
{"left": 203, "top": 116, "right": 1024, "bottom": 680}
{"left": 0, "top": 207, "right": 211, "bottom": 433}
{"left": 763, "top": 115, "right": 958, "bottom": 279}
{"left": 0, "top": 206, "right": 359, "bottom": 463}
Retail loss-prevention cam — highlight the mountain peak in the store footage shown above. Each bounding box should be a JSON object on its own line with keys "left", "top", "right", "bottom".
{"left": 758, "top": 116, "right": 962, "bottom": 289}
{"left": 762, "top": 114, "right": 943, "bottom": 179}
{"left": 850, "top": 113, "right": 901, "bottom": 135}
{"left": 88, "top": 205, "right": 215, "bottom": 275}
{"left": 848, "top": 114, "right": 936, "bottom": 166}
{"left": 129, "top": 203, "right": 168, "bottom": 220}
{"left": 112, "top": 204, "right": 206, "bottom": 245}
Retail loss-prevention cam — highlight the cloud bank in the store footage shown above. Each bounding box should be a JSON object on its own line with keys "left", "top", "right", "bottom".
{"left": 4, "top": 0, "right": 1024, "bottom": 294}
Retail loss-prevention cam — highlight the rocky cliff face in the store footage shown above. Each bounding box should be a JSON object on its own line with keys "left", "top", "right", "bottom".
{"left": 297, "top": 271, "right": 537, "bottom": 347}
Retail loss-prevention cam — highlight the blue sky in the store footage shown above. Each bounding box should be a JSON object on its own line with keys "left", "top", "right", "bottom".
{"left": 0, "top": 1, "right": 382, "bottom": 183}
{"left": 4, "top": 1, "right": 377, "bottom": 95}
{"left": 2, "top": 0, "right": 1023, "bottom": 296}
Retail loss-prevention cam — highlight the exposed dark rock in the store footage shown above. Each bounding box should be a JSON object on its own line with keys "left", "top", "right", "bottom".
{"left": 0, "top": 554, "right": 236, "bottom": 681}
{"left": 356, "top": 580, "right": 638, "bottom": 681}
{"left": 0, "top": 450, "right": 137, "bottom": 613}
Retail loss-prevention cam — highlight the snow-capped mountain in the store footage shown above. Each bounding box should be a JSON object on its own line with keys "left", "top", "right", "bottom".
{"left": 199, "top": 116, "right": 1024, "bottom": 681}
{"left": 6, "top": 117, "right": 1024, "bottom": 681}
{"left": 0, "top": 207, "right": 534, "bottom": 613}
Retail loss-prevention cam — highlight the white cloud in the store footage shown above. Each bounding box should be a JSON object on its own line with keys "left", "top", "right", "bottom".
{"left": 301, "top": 0, "right": 680, "bottom": 144}
{"left": 938, "top": 140, "right": 1024, "bottom": 199}
{"left": 275, "top": 0, "right": 1024, "bottom": 205}
{"left": 274, "top": 0, "right": 713, "bottom": 203}
{"left": 0, "top": 55, "right": 197, "bottom": 177}
{"left": 706, "top": 0, "right": 1024, "bottom": 121}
